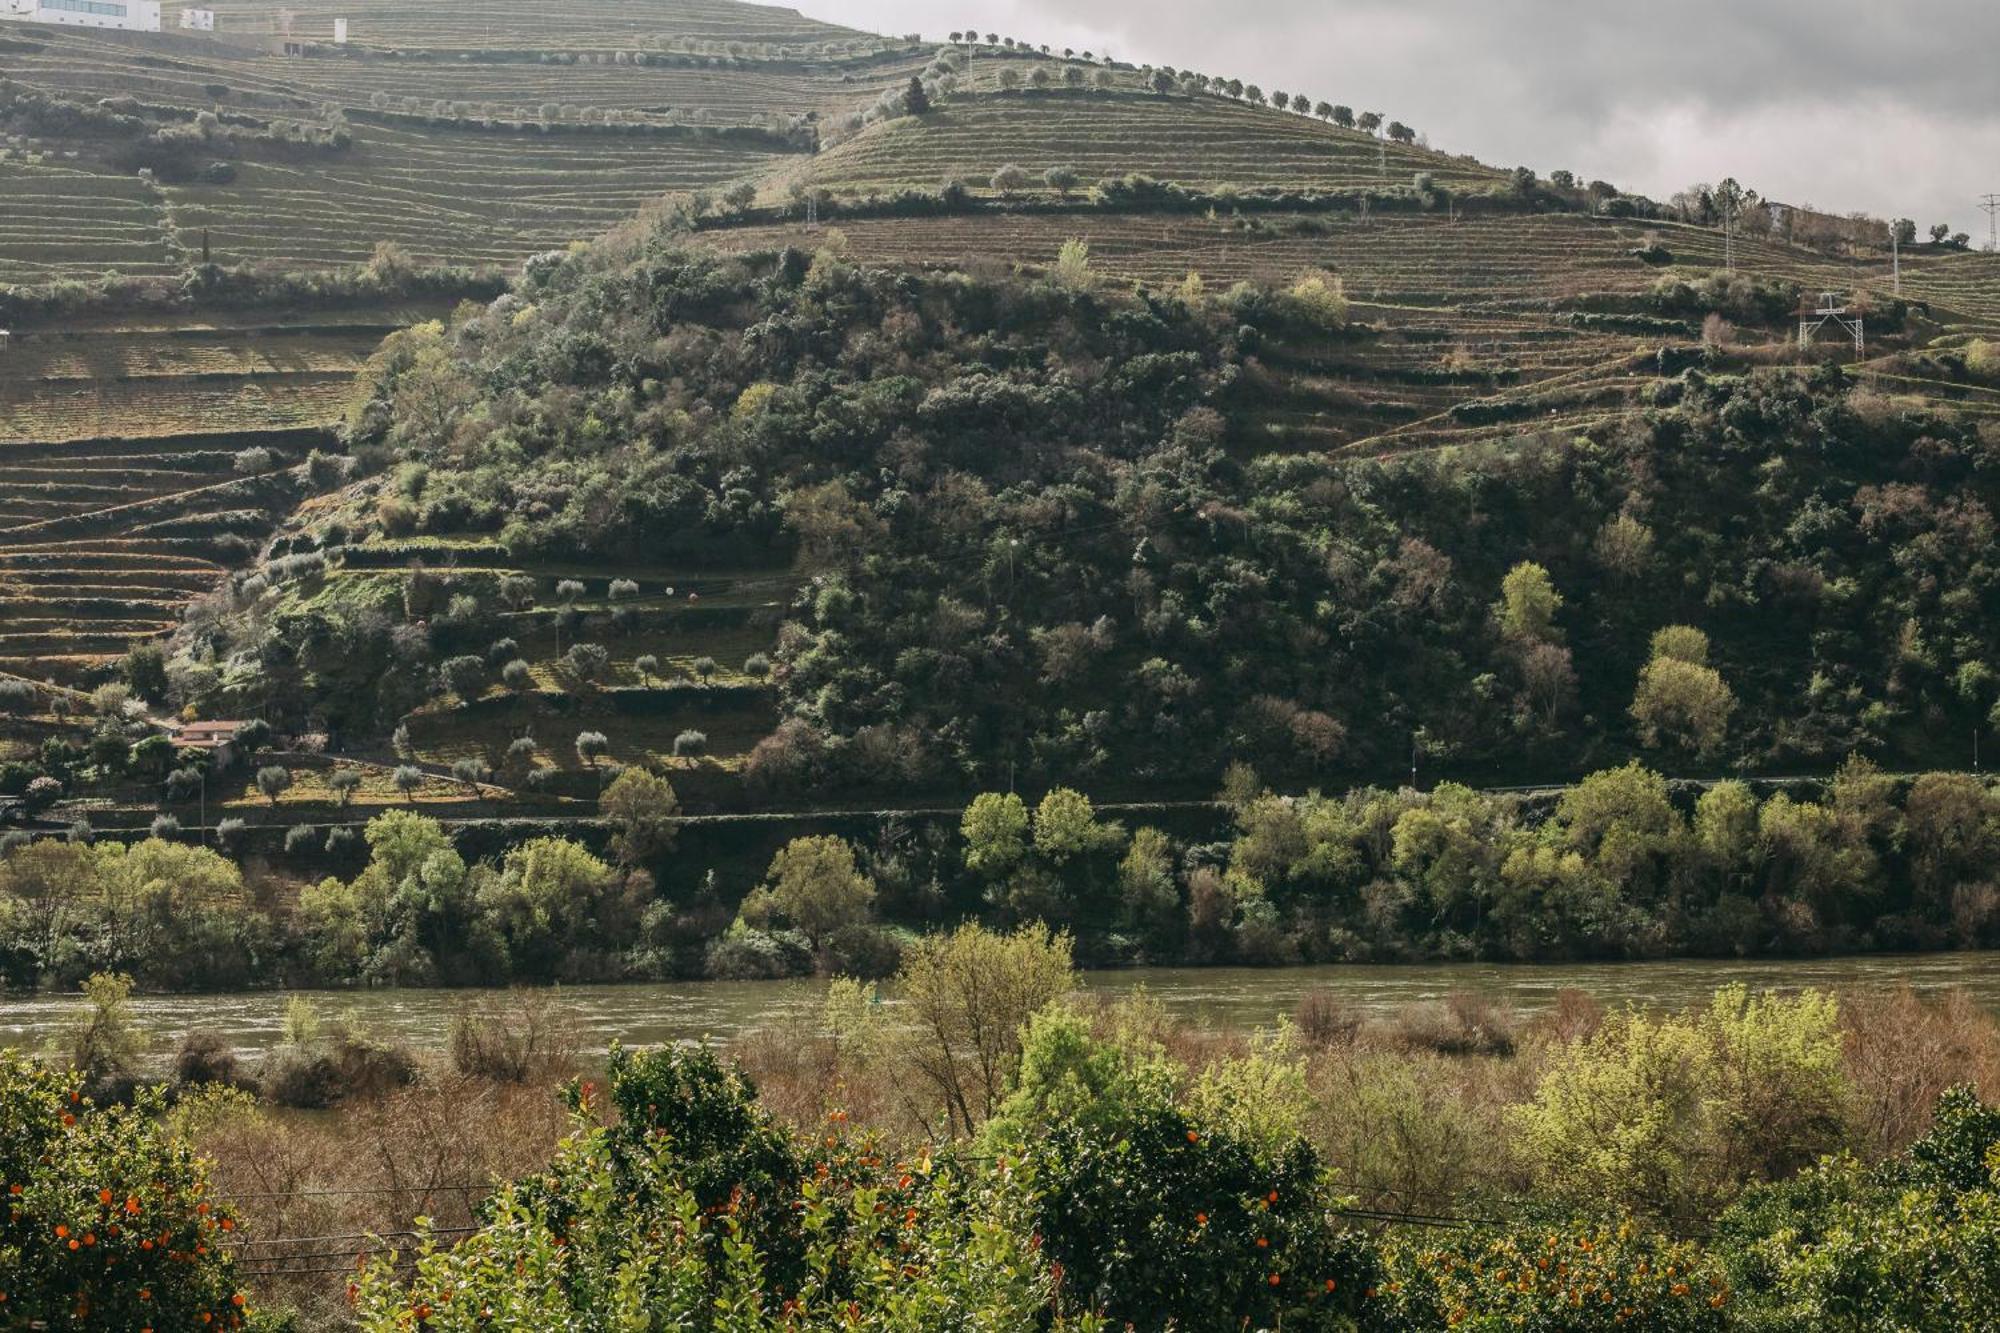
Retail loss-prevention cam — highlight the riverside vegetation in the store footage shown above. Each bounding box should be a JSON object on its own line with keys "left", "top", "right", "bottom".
{"left": 7, "top": 757, "right": 2000, "bottom": 989}
{"left": 8, "top": 930, "right": 2000, "bottom": 1329}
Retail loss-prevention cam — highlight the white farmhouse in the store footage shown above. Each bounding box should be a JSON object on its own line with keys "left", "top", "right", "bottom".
{"left": 1, "top": 0, "right": 164, "bottom": 31}
{"left": 179, "top": 5, "right": 213, "bottom": 29}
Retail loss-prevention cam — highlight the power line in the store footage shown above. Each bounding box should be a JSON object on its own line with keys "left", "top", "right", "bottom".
{"left": 219, "top": 1182, "right": 492, "bottom": 1200}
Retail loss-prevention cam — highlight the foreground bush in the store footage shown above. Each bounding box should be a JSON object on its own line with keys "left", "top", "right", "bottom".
{"left": 353, "top": 1044, "right": 1078, "bottom": 1330}
{"left": 1715, "top": 1084, "right": 2000, "bottom": 1329}
{"left": 991, "top": 1006, "right": 1383, "bottom": 1329}
{"left": 0, "top": 1050, "right": 249, "bottom": 1328}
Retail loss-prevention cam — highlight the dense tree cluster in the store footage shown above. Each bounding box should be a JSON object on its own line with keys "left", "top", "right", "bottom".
{"left": 210, "top": 244, "right": 2000, "bottom": 797}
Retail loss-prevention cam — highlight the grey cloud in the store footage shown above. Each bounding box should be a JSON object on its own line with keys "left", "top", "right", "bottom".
{"left": 808, "top": 1, "right": 1997, "bottom": 231}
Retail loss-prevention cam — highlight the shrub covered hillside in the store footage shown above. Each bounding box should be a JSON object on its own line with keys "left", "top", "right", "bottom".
{"left": 188, "top": 239, "right": 2000, "bottom": 799}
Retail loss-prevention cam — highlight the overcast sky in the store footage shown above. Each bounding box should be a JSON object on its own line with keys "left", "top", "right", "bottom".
{"left": 802, "top": 0, "right": 1998, "bottom": 237}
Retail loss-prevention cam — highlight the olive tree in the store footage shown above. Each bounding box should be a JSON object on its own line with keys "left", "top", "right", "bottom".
{"left": 990, "top": 163, "right": 1031, "bottom": 194}
{"left": 255, "top": 764, "right": 292, "bottom": 807}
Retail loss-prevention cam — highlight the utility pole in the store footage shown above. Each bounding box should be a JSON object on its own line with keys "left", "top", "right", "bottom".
{"left": 1982, "top": 194, "right": 2000, "bottom": 253}
{"left": 1892, "top": 226, "right": 1901, "bottom": 296}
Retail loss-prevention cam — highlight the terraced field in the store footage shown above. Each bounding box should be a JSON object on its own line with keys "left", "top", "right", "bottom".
{"left": 782, "top": 90, "right": 1505, "bottom": 201}
{"left": 713, "top": 212, "right": 1648, "bottom": 296}
{"left": 2, "top": 24, "right": 922, "bottom": 127}
{"left": 0, "top": 303, "right": 455, "bottom": 685}
{"left": 0, "top": 161, "right": 179, "bottom": 284}
{"left": 199, "top": 0, "right": 865, "bottom": 53}
{"left": 712, "top": 210, "right": 2000, "bottom": 313}
{"left": 161, "top": 120, "right": 787, "bottom": 269}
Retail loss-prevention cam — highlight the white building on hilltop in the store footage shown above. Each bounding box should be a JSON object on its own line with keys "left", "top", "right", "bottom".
{"left": 1, "top": 0, "right": 163, "bottom": 31}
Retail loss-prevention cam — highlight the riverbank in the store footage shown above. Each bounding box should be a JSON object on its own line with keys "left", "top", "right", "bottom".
{"left": 6, "top": 950, "right": 1997, "bottom": 1065}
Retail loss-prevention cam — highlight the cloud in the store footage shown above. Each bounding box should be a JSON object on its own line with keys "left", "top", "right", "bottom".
{"left": 805, "top": 0, "right": 1997, "bottom": 233}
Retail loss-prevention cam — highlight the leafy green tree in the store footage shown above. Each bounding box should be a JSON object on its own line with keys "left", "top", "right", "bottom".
{"left": 480, "top": 837, "right": 624, "bottom": 978}
{"left": 441, "top": 654, "right": 487, "bottom": 701}
{"left": 1118, "top": 826, "right": 1180, "bottom": 939}
{"left": 1033, "top": 787, "right": 1124, "bottom": 864}
{"left": 961, "top": 792, "right": 1030, "bottom": 877}
{"left": 744, "top": 835, "right": 874, "bottom": 949}
{"left": 328, "top": 767, "right": 363, "bottom": 807}
{"left": 991, "top": 1006, "right": 1382, "bottom": 1330}
{"left": 1053, "top": 237, "right": 1092, "bottom": 289}
{"left": 1495, "top": 561, "right": 1562, "bottom": 642}
{"left": 1716, "top": 1086, "right": 2000, "bottom": 1329}
{"left": 1632, "top": 630, "right": 1736, "bottom": 755}
{"left": 600, "top": 767, "right": 680, "bottom": 866}
{"left": 892, "top": 923, "right": 1075, "bottom": 1136}
{"left": 1509, "top": 986, "right": 1847, "bottom": 1223}
{"left": 576, "top": 731, "right": 610, "bottom": 767}
{"left": 352, "top": 1044, "right": 1062, "bottom": 1330}
{"left": 63, "top": 970, "right": 143, "bottom": 1086}
{"left": 560, "top": 642, "right": 610, "bottom": 689}
{"left": 393, "top": 764, "right": 424, "bottom": 801}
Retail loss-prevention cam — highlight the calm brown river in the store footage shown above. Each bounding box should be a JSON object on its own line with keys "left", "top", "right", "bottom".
{"left": 4, "top": 953, "right": 1997, "bottom": 1066}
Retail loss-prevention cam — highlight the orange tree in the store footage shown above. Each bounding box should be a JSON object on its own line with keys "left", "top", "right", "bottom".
{"left": 1378, "top": 1218, "right": 1730, "bottom": 1331}
{"left": 0, "top": 1050, "right": 249, "bottom": 1330}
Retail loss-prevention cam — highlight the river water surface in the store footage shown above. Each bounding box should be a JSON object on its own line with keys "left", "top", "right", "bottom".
{"left": 4, "top": 952, "right": 1998, "bottom": 1065}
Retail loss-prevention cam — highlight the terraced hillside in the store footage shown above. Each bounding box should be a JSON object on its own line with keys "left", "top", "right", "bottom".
{"left": 0, "top": 160, "right": 181, "bottom": 283}
{"left": 0, "top": 0, "right": 909, "bottom": 691}
{"left": 779, "top": 88, "right": 1506, "bottom": 202}
{"left": 200, "top": 0, "right": 864, "bottom": 53}
{"left": 162, "top": 120, "right": 788, "bottom": 270}
{"left": 707, "top": 208, "right": 2000, "bottom": 451}
{"left": 0, "top": 302, "right": 457, "bottom": 684}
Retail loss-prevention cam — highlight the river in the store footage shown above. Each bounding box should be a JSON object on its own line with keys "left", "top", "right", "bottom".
{"left": 4, "top": 952, "right": 1998, "bottom": 1066}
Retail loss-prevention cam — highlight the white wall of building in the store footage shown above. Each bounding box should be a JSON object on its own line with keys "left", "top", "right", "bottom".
{"left": 179, "top": 6, "right": 213, "bottom": 29}
{"left": 0, "top": 0, "right": 162, "bottom": 31}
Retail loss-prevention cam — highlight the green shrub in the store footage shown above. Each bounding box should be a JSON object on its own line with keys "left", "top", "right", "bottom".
{"left": 353, "top": 1045, "right": 1064, "bottom": 1329}
{"left": 991, "top": 1006, "right": 1381, "bottom": 1329}
{"left": 1715, "top": 1086, "right": 2000, "bottom": 1329}
{"left": 1508, "top": 986, "right": 1848, "bottom": 1223}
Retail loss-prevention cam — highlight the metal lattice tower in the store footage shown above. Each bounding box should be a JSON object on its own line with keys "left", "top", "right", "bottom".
{"left": 1799, "top": 291, "right": 1865, "bottom": 358}
{"left": 805, "top": 195, "right": 819, "bottom": 231}
{"left": 1982, "top": 194, "right": 2000, "bottom": 253}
